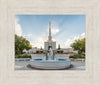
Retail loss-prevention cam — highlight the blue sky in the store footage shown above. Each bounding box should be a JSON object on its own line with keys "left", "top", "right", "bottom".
{"left": 15, "top": 15, "right": 85, "bottom": 48}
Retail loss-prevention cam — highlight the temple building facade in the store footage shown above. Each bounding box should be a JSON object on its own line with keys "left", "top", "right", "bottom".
{"left": 44, "top": 22, "right": 56, "bottom": 50}
{"left": 23, "top": 22, "right": 78, "bottom": 54}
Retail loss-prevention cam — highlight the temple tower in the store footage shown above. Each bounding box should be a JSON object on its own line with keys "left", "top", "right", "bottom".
{"left": 48, "top": 22, "right": 52, "bottom": 41}
{"left": 44, "top": 22, "right": 56, "bottom": 50}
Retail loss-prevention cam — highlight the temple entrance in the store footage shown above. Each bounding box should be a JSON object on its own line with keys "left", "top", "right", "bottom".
{"left": 48, "top": 46, "right": 52, "bottom": 50}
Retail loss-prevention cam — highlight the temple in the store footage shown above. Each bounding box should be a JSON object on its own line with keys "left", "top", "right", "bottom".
{"left": 44, "top": 22, "right": 56, "bottom": 50}
{"left": 23, "top": 22, "right": 77, "bottom": 54}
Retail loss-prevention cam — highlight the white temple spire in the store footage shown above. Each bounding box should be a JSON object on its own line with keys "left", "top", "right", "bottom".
{"left": 48, "top": 21, "right": 52, "bottom": 41}
{"left": 44, "top": 21, "right": 56, "bottom": 50}
{"left": 49, "top": 22, "right": 51, "bottom": 37}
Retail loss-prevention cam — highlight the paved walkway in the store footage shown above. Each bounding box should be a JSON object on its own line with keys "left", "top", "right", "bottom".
{"left": 15, "top": 60, "right": 85, "bottom": 70}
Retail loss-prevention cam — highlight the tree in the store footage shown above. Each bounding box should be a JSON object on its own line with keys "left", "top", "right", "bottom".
{"left": 15, "top": 34, "right": 32, "bottom": 55}
{"left": 58, "top": 44, "right": 61, "bottom": 50}
{"left": 40, "top": 46, "right": 43, "bottom": 50}
{"left": 71, "top": 38, "right": 85, "bottom": 55}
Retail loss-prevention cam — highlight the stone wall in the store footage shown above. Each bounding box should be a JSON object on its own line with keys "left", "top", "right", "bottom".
{"left": 31, "top": 54, "right": 70, "bottom": 59}
{"left": 31, "top": 54, "right": 44, "bottom": 59}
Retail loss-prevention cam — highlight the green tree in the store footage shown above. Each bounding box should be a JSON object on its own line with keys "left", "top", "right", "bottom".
{"left": 40, "top": 46, "right": 43, "bottom": 50}
{"left": 71, "top": 38, "right": 85, "bottom": 55}
{"left": 58, "top": 44, "right": 61, "bottom": 50}
{"left": 15, "top": 34, "right": 32, "bottom": 55}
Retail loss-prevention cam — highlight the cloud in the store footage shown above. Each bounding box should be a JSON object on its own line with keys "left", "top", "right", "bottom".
{"left": 51, "top": 27, "right": 59, "bottom": 35}
{"left": 23, "top": 34, "right": 32, "bottom": 38}
{"left": 30, "top": 32, "right": 85, "bottom": 48}
{"left": 15, "top": 17, "right": 22, "bottom": 36}
{"left": 80, "top": 33, "right": 85, "bottom": 39}
{"left": 31, "top": 37, "right": 45, "bottom": 48}
{"left": 46, "top": 27, "right": 59, "bottom": 35}
{"left": 64, "top": 33, "right": 85, "bottom": 48}
{"left": 64, "top": 39, "right": 73, "bottom": 48}
{"left": 27, "top": 32, "right": 48, "bottom": 48}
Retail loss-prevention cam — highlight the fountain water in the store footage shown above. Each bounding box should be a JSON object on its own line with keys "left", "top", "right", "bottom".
{"left": 30, "top": 48, "right": 71, "bottom": 69}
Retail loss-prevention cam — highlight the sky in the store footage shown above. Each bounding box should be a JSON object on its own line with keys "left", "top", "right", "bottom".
{"left": 15, "top": 15, "right": 85, "bottom": 48}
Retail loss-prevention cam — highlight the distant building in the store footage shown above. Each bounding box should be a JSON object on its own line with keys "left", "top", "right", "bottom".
{"left": 61, "top": 48, "right": 73, "bottom": 53}
{"left": 29, "top": 48, "right": 38, "bottom": 53}
{"left": 61, "top": 48, "right": 78, "bottom": 53}
{"left": 23, "top": 49, "right": 28, "bottom": 53}
{"left": 23, "top": 48, "right": 40, "bottom": 54}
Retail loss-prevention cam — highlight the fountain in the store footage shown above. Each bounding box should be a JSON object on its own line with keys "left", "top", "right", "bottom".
{"left": 30, "top": 48, "right": 71, "bottom": 70}
{"left": 29, "top": 22, "right": 71, "bottom": 69}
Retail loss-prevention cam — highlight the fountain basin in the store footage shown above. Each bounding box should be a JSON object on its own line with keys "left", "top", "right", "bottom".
{"left": 30, "top": 59, "right": 71, "bottom": 69}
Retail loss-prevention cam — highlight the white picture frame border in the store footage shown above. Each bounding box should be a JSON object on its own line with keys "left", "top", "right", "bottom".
{"left": 0, "top": 0, "right": 100, "bottom": 85}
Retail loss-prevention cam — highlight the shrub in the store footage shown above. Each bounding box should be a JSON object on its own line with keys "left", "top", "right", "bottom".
{"left": 69, "top": 55, "right": 77, "bottom": 59}
{"left": 57, "top": 51, "right": 60, "bottom": 53}
{"left": 40, "top": 51, "right": 43, "bottom": 53}
{"left": 69, "top": 54, "right": 85, "bottom": 59}
{"left": 81, "top": 55, "right": 85, "bottom": 58}
{"left": 15, "top": 54, "right": 31, "bottom": 58}
{"left": 57, "top": 50, "right": 63, "bottom": 53}
{"left": 61, "top": 50, "right": 63, "bottom": 53}
{"left": 36, "top": 51, "right": 39, "bottom": 53}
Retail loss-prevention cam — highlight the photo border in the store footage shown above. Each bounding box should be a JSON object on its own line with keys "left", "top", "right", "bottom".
{"left": 0, "top": 0, "right": 100, "bottom": 85}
